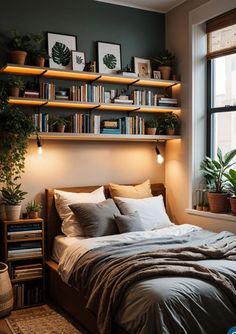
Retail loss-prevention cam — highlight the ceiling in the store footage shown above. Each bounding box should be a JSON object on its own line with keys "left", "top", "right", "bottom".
{"left": 94, "top": 0, "right": 187, "bottom": 13}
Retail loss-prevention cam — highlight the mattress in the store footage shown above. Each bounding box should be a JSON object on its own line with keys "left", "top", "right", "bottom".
{"left": 52, "top": 235, "right": 84, "bottom": 262}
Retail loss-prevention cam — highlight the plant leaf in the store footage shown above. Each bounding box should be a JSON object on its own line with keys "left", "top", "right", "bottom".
{"left": 52, "top": 42, "right": 70, "bottom": 66}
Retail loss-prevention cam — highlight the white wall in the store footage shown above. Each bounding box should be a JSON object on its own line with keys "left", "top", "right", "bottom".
{"left": 21, "top": 140, "right": 165, "bottom": 212}
{"left": 165, "top": 0, "right": 236, "bottom": 233}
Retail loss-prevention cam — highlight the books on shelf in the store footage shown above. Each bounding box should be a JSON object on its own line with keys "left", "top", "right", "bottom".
{"left": 24, "top": 90, "right": 39, "bottom": 98}
{"left": 8, "top": 241, "right": 42, "bottom": 258}
{"left": 8, "top": 230, "right": 42, "bottom": 240}
{"left": 70, "top": 83, "right": 105, "bottom": 103}
{"left": 113, "top": 98, "right": 134, "bottom": 104}
{"left": 13, "top": 282, "right": 43, "bottom": 308}
{"left": 39, "top": 82, "right": 55, "bottom": 100}
{"left": 158, "top": 97, "right": 178, "bottom": 107}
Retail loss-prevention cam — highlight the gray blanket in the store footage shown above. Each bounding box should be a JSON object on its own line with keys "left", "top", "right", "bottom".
{"left": 69, "top": 230, "right": 236, "bottom": 334}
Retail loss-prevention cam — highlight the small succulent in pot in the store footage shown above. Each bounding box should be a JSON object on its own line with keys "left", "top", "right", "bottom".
{"left": 153, "top": 50, "right": 176, "bottom": 80}
{"left": 48, "top": 116, "right": 70, "bottom": 132}
{"left": 26, "top": 200, "right": 42, "bottom": 219}
{"left": 145, "top": 119, "right": 158, "bottom": 135}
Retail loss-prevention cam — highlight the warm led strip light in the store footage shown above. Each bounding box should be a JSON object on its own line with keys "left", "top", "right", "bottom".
{"left": 43, "top": 69, "right": 99, "bottom": 81}
{"left": 97, "top": 104, "right": 137, "bottom": 111}
{"left": 1, "top": 64, "right": 45, "bottom": 75}
{"left": 46, "top": 101, "right": 99, "bottom": 109}
{"left": 9, "top": 98, "right": 46, "bottom": 106}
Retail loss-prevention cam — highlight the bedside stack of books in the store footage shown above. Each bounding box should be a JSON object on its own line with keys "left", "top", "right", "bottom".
{"left": 12, "top": 263, "right": 43, "bottom": 280}
{"left": 13, "top": 281, "right": 43, "bottom": 308}
{"left": 7, "top": 222, "right": 42, "bottom": 240}
{"left": 8, "top": 241, "right": 42, "bottom": 259}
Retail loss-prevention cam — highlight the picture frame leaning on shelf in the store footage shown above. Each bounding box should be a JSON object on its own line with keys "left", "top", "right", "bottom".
{"left": 47, "top": 32, "right": 77, "bottom": 70}
{"left": 97, "top": 41, "right": 122, "bottom": 74}
{"left": 134, "top": 57, "right": 151, "bottom": 78}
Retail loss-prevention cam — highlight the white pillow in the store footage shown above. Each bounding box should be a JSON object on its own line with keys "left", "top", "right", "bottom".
{"left": 114, "top": 195, "right": 173, "bottom": 231}
{"left": 54, "top": 187, "right": 106, "bottom": 237}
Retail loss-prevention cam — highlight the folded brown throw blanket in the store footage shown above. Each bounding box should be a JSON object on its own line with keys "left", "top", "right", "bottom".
{"left": 71, "top": 231, "right": 236, "bottom": 334}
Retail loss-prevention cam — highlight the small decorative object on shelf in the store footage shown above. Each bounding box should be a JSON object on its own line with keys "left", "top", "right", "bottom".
{"left": 153, "top": 49, "right": 176, "bottom": 80}
{"left": 97, "top": 41, "right": 121, "bottom": 74}
{"left": 134, "top": 57, "right": 151, "bottom": 78}
{"left": 72, "top": 51, "right": 86, "bottom": 71}
{"left": 26, "top": 201, "right": 42, "bottom": 219}
{"left": 0, "top": 262, "right": 13, "bottom": 317}
{"left": 145, "top": 119, "right": 157, "bottom": 135}
{"left": 1, "top": 218, "right": 45, "bottom": 309}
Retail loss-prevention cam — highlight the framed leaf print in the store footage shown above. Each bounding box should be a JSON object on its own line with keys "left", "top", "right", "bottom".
{"left": 72, "top": 51, "right": 86, "bottom": 71}
{"left": 47, "top": 32, "right": 77, "bottom": 70}
{"left": 97, "top": 41, "right": 121, "bottom": 74}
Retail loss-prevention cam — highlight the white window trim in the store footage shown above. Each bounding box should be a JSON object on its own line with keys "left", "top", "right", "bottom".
{"left": 188, "top": 0, "right": 236, "bottom": 210}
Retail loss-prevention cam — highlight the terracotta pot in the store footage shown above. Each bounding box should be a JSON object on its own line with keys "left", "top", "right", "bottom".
{"left": 9, "top": 50, "right": 27, "bottom": 65}
{"left": 145, "top": 127, "right": 156, "bottom": 135}
{"left": 9, "top": 86, "right": 20, "bottom": 97}
{"left": 0, "top": 262, "right": 13, "bottom": 318}
{"left": 207, "top": 192, "right": 229, "bottom": 213}
{"left": 5, "top": 205, "right": 21, "bottom": 220}
{"left": 28, "top": 211, "right": 39, "bottom": 219}
{"left": 56, "top": 124, "right": 65, "bottom": 133}
{"left": 166, "top": 128, "right": 175, "bottom": 136}
{"left": 196, "top": 205, "right": 203, "bottom": 211}
{"left": 158, "top": 66, "right": 171, "bottom": 80}
{"left": 203, "top": 206, "right": 209, "bottom": 212}
{"left": 230, "top": 197, "right": 236, "bottom": 215}
{"left": 35, "top": 56, "right": 45, "bottom": 67}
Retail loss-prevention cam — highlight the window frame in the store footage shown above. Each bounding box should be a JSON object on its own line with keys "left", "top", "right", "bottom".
{"left": 206, "top": 56, "right": 236, "bottom": 157}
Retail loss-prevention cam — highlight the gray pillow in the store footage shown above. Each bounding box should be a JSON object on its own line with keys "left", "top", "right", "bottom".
{"left": 115, "top": 211, "right": 145, "bottom": 234}
{"left": 69, "top": 199, "right": 120, "bottom": 237}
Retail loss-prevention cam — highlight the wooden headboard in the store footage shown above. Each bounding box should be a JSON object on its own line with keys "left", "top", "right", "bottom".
{"left": 45, "top": 183, "right": 165, "bottom": 257}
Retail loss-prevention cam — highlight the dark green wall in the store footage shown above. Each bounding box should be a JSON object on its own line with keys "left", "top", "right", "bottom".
{"left": 0, "top": 0, "right": 165, "bottom": 69}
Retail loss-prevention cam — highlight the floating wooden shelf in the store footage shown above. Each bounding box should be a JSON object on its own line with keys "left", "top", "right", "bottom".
{"left": 8, "top": 97, "right": 181, "bottom": 113}
{"left": 0, "top": 64, "right": 181, "bottom": 88}
{"left": 31, "top": 133, "right": 181, "bottom": 142}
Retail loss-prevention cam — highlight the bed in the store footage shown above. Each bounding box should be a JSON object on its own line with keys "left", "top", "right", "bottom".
{"left": 45, "top": 184, "right": 236, "bottom": 334}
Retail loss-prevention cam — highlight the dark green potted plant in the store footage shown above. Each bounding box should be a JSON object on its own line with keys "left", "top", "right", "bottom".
{"left": 145, "top": 119, "right": 157, "bottom": 135}
{"left": 200, "top": 148, "right": 236, "bottom": 213}
{"left": 48, "top": 116, "right": 70, "bottom": 133}
{"left": 163, "top": 113, "right": 180, "bottom": 135}
{"left": 1, "top": 183, "right": 27, "bottom": 220}
{"left": 26, "top": 200, "right": 42, "bottom": 219}
{"left": 7, "top": 76, "right": 24, "bottom": 97}
{"left": 8, "top": 30, "right": 31, "bottom": 65}
{"left": 225, "top": 169, "right": 236, "bottom": 215}
{"left": 28, "top": 33, "right": 49, "bottom": 67}
{"left": 153, "top": 50, "right": 176, "bottom": 80}
{"left": 0, "top": 100, "right": 35, "bottom": 220}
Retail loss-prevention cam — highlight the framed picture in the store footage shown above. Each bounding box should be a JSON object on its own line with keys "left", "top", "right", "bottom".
{"left": 72, "top": 51, "right": 86, "bottom": 71}
{"left": 134, "top": 57, "right": 151, "bottom": 78}
{"left": 153, "top": 70, "right": 161, "bottom": 79}
{"left": 47, "top": 32, "right": 77, "bottom": 70}
{"left": 97, "top": 41, "right": 121, "bottom": 74}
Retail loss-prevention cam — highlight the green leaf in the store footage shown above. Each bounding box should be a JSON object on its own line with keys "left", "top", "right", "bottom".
{"left": 103, "top": 53, "right": 117, "bottom": 69}
{"left": 52, "top": 42, "right": 70, "bottom": 66}
{"left": 223, "top": 149, "right": 236, "bottom": 166}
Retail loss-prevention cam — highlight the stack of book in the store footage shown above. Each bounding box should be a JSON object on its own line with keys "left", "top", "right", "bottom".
{"left": 131, "top": 90, "right": 164, "bottom": 106}
{"left": 113, "top": 95, "right": 133, "bottom": 104}
{"left": 100, "top": 119, "right": 121, "bottom": 135}
{"left": 8, "top": 241, "right": 42, "bottom": 258}
{"left": 23, "top": 90, "right": 39, "bottom": 99}
{"left": 158, "top": 97, "right": 178, "bottom": 107}
{"left": 7, "top": 223, "right": 42, "bottom": 240}
{"left": 55, "top": 90, "right": 69, "bottom": 100}
{"left": 13, "top": 263, "right": 43, "bottom": 280}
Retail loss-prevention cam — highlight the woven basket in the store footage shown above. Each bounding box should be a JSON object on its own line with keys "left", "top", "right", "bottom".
{"left": 0, "top": 262, "right": 13, "bottom": 318}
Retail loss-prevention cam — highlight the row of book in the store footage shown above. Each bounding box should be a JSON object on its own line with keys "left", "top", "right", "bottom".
{"left": 31, "top": 112, "right": 145, "bottom": 135}
{"left": 8, "top": 241, "right": 42, "bottom": 258}
{"left": 13, "top": 282, "right": 43, "bottom": 308}
{"left": 7, "top": 223, "right": 42, "bottom": 240}
{"left": 70, "top": 84, "right": 105, "bottom": 103}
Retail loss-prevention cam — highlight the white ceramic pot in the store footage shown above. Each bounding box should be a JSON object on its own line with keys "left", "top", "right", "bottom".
{"left": 0, "top": 262, "right": 13, "bottom": 318}
{"left": 5, "top": 205, "right": 21, "bottom": 221}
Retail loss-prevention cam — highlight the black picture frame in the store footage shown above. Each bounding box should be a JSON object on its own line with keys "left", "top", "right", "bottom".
{"left": 97, "top": 41, "right": 122, "bottom": 74}
{"left": 47, "top": 32, "right": 78, "bottom": 70}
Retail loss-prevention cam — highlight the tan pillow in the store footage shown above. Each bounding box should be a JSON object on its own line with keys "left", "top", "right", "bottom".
{"left": 109, "top": 180, "right": 152, "bottom": 199}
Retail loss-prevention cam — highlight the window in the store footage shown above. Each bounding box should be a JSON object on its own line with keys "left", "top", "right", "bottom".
{"left": 207, "top": 10, "right": 236, "bottom": 158}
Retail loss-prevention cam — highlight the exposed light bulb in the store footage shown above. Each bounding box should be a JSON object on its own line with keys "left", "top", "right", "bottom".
{"left": 157, "top": 154, "right": 164, "bottom": 164}
{"left": 38, "top": 146, "right": 43, "bottom": 155}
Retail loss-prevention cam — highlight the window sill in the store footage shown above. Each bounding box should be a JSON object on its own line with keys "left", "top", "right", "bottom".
{"left": 185, "top": 208, "right": 236, "bottom": 222}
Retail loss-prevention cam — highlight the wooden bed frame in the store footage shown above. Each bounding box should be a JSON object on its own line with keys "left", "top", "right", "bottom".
{"left": 45, "top": 183, "right": 165, "bottom": 334}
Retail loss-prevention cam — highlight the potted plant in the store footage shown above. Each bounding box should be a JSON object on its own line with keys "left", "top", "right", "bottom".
{"left": 7, "top": 76, "right": 24, "bottom": 97}
{"left": 163, "top": 113, "right": 180, "bottom": 135}
{"left": 8, "top": 30, "right": 31, "bottom": 65}
{"left": 225, "top": 169, "right": 236, "bottom": 215}
{"left": 200, "top": 148, "right": 236, "bottom": 213}
{"left": 0, "top": 101, "right": 35, "bottom": 220}
{"left": 1, "top": 183, "right": 27, "bottom": 220}
{"left": 26, "top": 200, "right": 42, "bottom": 219}
{"left": 145, "top": 119, "right": 157, "bottom": 135}
{"left": 153, "top": 50, "right": 176, "bottom": 80}
{"left": 28, "top": 33, "right": 49, "bottom": 67}
{"left": 48, "top": 116, "right": 70, "bottom": 133}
